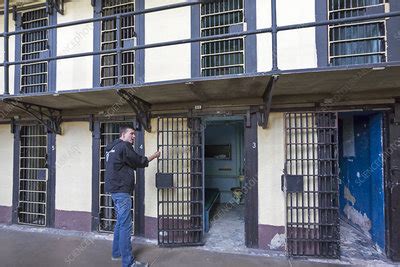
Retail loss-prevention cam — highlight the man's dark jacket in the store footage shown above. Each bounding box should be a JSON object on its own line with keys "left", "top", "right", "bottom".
{"left": 105, "top": 139, "right": 149, "bottom": 194}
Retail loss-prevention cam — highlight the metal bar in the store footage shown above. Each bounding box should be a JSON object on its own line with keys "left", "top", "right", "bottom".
{"left": 157, "top": 117, "right": 204, "bottom": 246}
{"left": 116, "top": 15, "right": 122, "bottom": 85}
{"left": 1, "top": 11, "right": 399, "bottom": 69}
{"left": 3, "top": 0, "right": 9, "bottom": 95}
{"left": 277, "top": 10, "right": 400, "bottom": 31}
{"left": 285, "top": 112, "right": 339, "bottom": 257}
{"left": 0, "top": 1, "right": 205, "bottom": 38}
{"left": 0, "top": 7, "right": 397, "bottom": 40}
{"left": 271, "top": 0, "right": 278, "bottom": 71}
{"left": 18, "top": 124, "right": 47, "bottom": 226}
{"left": 200, "top": 0, "right": 245, "bottom": 76}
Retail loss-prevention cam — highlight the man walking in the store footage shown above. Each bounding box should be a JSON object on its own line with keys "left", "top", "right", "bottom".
{"left": 105, "top": 125, "right": 160, "bottom": 267}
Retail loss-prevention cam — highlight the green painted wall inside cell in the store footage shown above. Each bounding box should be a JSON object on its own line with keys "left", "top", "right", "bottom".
{"left": 204, "top": 120, "right": 244, "bottom": 203}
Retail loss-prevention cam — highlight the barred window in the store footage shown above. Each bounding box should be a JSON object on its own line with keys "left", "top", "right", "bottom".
{"left": 20, "top": 8, "right": 49, "bottom": 94}
{"left": 100, "top": 0, "right": 135, "bottom": 86}
{"left": 201, "top": 0, "right": 245, "bottom": 77}
{"left": 328, "top": 0, "right": 387, "bottom": 66}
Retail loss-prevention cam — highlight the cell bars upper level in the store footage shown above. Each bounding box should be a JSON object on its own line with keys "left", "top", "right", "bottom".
{"left": 200, "top": 0, "right": 245, "bottom": 77}
{"left": 98, "top": 121, "right": 135, "bottom": 233}
{"left": 18, "top": 125, "right": 48, "bottom": 226}
{"left": 328, "top": 0, "right": 387, "bottom": 66}
{"left": 20, "top": 8, "right": 49, "bottom": 94}
{"left": 100, "top": 0, "right": 135, "bottom": 87}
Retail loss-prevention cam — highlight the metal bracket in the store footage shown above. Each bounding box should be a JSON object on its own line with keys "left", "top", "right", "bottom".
{"left": 46, "top": 0, "right": 64, "bottom": 15}
{"left": 10, "top": 118, "right": 16, "bottom": 134}
{"left": 393, "top": 102, "right": 400, "bottom": 125}
{"left": 3, "top": 99, "right": 62, "bottom": 135}
{"left": 258, "top": 75, "right": 279, "bottom": 129}
{"left": 117, "top": 89, "right": 152, "bottom": 133}
{"left": 12, "top": 5, "right": 18, "bottom": 21}
{"left": 245, "top": 109, "right": 251, "bottom": 128}
{"left": 89, "top": 114, "right": 95, "bottom": 132}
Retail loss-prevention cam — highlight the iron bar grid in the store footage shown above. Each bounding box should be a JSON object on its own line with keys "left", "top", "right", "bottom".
{"left": 100, "top": 0, "right": 135, "bottom": 87}
{"left": 157, "top": 117, "right": 204, "bottom": 246}
{"left": 17, "top": 124, "right": 47, "bottom": 226}
{"left": 98, "top": 121, "right": 135, "bottom": 233}
{"left": 284, "top": 112, "right": 340, "bottom": 258}
{"left": 200, "top": 0, "right": 245, "bottom": 77}
{"left": 328, "top": 0, "right": 387, "bottom": 66}
{"left": 20, "top": 8, "right": 48, "bottom": 94}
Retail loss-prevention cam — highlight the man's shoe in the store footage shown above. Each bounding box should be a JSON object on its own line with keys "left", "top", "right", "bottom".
{"left": 111, "top": 256, "right": 121, "bottom": 261}
{"left": 131, "top": 260, "right": 149, "bottom": 267}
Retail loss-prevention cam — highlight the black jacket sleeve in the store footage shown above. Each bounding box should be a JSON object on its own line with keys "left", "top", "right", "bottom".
{"left": 123, "top": 142, "right": 149, "bottom": 169}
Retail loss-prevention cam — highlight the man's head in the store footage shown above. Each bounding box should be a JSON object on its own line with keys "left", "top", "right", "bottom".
{"left": 119, "top": 125, "right": 135, "bottom": 144}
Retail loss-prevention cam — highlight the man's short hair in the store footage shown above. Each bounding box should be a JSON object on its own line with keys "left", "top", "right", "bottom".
{"left": 119, "top": 125, "right": 134, "bottom": 137}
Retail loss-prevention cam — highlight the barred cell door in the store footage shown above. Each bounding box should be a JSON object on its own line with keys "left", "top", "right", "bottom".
{"left": 100, "top": 0, "right": 135, "bottom": 86}
{"left": 156, "top": 117, "right": 204, "bottom": 246}
{"left": 19, "top": 8, "right": 50, "bottom": 94}
{"left": 16, "top": 125, "right": 49, "bottom": 226}
{"left": 284, "top": 112, "right": 340, "bottom": 258}
{"left": 98, "top": 121, "right": 135, "bottom": 232}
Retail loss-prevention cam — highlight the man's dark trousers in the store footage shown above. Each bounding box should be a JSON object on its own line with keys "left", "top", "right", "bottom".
{"left": 111, "top": 192, "right": 134, "bottom": 267}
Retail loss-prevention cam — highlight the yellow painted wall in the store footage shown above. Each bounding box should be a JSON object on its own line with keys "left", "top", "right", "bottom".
{"left": 55, "top": 122, "right": 92, "bottom": 212}
{"left": 56, "top": 0, "right": 93, "bottom": 91}
{"left": 258, "top": 112, "right": 286, "bottom": 226}
{"left": 145, "top": 0, "right": 191, "bottom": 82}
{"left": 0, "top": 124, "right": 13, "bottom": 207}
{"left": 144, "top": 119, "right": 158, "bottom": 218}
{"left": 256, "top": 0, "right": 317, "bottom": 71}
{"left": 276, "top": 0, "right": 317, "bottom": 70}
{"left": 256, "top": 0, "right": 272, "bottom": 72}
{"left": 0, "top": 13, "right": 16, "bottom": 95}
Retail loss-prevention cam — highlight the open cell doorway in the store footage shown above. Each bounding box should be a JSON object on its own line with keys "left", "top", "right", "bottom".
{"left": 284, "top": 112, "right": 387, "bottom": 260}
{"left": 338, "top": 112, "right": 386, "bottom": 260}
{"left": 203, "top": 117, "right": 246, "bottom": 251}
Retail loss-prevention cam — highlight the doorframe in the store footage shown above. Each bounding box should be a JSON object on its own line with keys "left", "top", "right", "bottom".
{"left": 201, "top": 112, "right": 258, "bottom": 248}
{"left": 385, "top": 106, "right": 400, "bottom": 261}
{"left": 243, "top": 109, "right": 259, "bottom": 248}
{"left": 11, "top": 122, "right": 56, "bottom": 227}
{"left": 90, "top": 117, "right": 145, "bottom": 236}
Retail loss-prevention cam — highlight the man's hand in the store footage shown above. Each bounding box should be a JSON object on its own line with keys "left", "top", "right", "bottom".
{"left": 148, "top": 151, "right": 161, "bottom": 162}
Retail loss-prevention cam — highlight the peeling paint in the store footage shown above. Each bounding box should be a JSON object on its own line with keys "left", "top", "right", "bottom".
{"left": 344, "top": 186, "right": 356, "bottom": 206}
{"left": 343, "top": 204, "right": 371, "bottom": 236}
{"left": 268, "top": 233, "right": 285, "bottom": 250}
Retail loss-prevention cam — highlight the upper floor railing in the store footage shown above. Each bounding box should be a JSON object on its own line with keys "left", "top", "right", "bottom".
{"left": 0, "top": 0, "right": 399, "bottom": 95}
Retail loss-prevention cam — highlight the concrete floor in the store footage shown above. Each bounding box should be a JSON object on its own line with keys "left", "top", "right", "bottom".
{"left": 202, "top": 204, "right": 391, "bottom": 263}
{"left": 0, "top": 223, "right": 398, "bottom": 267}
{"left": 340, "top": 218, "right": 387, "bottom": 262}
{"left": 204, "top": 204, "right": 247, "bottom": 252}
{"left": 0, "top": 224, "right": 349, "bottom": 267}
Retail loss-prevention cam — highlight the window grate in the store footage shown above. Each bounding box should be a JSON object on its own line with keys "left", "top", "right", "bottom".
{"left": 98, "top": 121, "right": 135, "bottom": 233}
{"left": 100, "top": 0, "right": 135, "bottom": 87}
{"left": 20, "top": 8, "right": 49, "bottom": 94}
{"left": 17, "top": 125, "right": 48, "bottom": 226}
{"left": 200, "top": 0, "right": 245, "bottom": 77}
{"left": 328, "top": 0, "right": 387, "bottom": 66}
